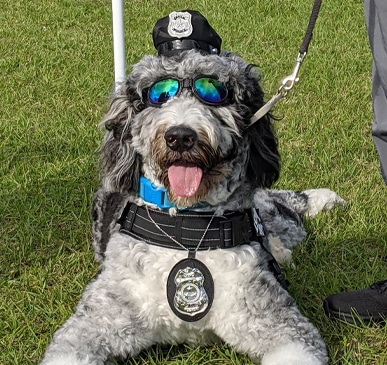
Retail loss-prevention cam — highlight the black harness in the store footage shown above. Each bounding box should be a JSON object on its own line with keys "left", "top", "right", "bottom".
{"left": 119, "top": 203, "right": 256, "bottom": 250}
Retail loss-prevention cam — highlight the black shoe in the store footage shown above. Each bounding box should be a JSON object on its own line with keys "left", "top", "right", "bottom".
{"left": 323, "top": 280, "right": 387, "bottom": 325}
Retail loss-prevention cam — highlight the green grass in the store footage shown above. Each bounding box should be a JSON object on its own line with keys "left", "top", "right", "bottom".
{"left": 1, "top": 0, "right": 387, "bottom": 364}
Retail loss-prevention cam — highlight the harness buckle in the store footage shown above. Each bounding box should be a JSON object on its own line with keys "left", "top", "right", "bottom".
{"left": 219, "top": 213, "right": 251, "bottom": 248}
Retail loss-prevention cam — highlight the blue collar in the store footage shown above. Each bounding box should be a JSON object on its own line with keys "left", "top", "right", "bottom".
{"left": 139, "top": 176, "right": 205, "bottom": 210}
{"left": 139, "top": 176, "right": 174, "bottom": 209}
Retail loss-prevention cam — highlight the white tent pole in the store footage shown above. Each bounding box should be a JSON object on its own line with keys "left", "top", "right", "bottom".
{"left": 111, "top": 0, "right": 126, "bottom": 92}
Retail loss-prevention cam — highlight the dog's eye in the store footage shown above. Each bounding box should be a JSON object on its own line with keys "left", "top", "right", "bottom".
{"left": 193, "top": 77, "right": 228, "bottom": 104}
{"left": 148, "top": 79, "right": 179, "bottom": 104}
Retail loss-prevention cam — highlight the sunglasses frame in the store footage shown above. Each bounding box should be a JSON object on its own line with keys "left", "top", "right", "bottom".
{"left": 146, "top": 75, "right": 231, "bottom": 106}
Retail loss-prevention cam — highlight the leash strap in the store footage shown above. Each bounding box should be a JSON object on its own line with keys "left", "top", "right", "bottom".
{"left": 249, "top": 0, "right": 323, "bottom": 126}
{"left": 299, "top": 0, "right": 323, "bottom": 54}
{"left": 250, "top": 92, "right": 286, "bottom": 125}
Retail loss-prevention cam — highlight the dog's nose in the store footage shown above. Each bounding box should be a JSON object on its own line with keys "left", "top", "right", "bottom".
{"left": 164, "top": 126, "right": 197, "bottom": 152}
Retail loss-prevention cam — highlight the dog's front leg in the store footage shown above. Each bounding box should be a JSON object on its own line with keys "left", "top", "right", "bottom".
{"left": 213, "top": 264, "right": 327, "bottom": 365}
{"left": 254, "top": 188, "right": 346, "bottom": 264}
{"left": 218, "top": 296, "right": 328, "bottom": 365}
{"left": 40, "top": 274, "right": 153, "bottom": 365}
{"left": 259, "top": 188, "right": 346, "bottom": 217}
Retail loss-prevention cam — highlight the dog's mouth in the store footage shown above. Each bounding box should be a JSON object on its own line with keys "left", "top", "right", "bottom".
{"left": 167, "top": 163, "right": 203, "bottom": 198}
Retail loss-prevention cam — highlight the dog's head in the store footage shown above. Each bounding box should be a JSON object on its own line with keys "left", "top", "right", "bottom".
{"left": 99, "top": 49, "right": 280, "bottom": 208}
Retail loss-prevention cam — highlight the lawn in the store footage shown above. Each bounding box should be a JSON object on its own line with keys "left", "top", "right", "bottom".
{"left": 1, "top": 0, "right": 387, "bottom": 364}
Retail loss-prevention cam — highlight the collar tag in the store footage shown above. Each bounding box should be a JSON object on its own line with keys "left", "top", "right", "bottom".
{"left": 139, "top": 176, "right": 174, "bottom": 209}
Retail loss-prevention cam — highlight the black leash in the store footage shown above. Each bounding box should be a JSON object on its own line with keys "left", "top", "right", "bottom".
{"left": 299, "top": 0, "right": 323, "bottom": 54}
{"left": 250, "top": 0, "right": 323, "bottom": 125}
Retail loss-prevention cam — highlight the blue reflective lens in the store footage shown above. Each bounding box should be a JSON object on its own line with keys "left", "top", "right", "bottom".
{"left": 148, "top": 79, "right": 179, "bottom": 104}
{"left": 194, "top": 77, "right": 228, "bottom": 103}
{"left": 147, "top": 77, "right": 228, "bottom": 105}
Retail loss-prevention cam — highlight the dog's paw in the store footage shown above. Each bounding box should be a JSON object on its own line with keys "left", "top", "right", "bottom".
{"left": 302, "top": 188, "right": 346, "bottom": 217}
{"left": 261, "top": 342, "right": 327, "bottom": 365}
{"left": 40, "top": 354, "right": 91, "bottom": 365}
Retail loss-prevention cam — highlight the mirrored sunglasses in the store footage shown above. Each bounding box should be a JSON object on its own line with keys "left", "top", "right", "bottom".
{"left": 147, "top": 76, "right": 229, "bottom": 106}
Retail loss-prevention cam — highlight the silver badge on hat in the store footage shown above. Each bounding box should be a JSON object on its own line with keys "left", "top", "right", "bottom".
{"left": 168, "top": 11, "right": 193, "bottom": 38}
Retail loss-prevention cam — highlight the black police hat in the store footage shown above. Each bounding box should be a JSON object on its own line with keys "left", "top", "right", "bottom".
{"left": 152, "top": 10, "right": 222, "bottom": 56}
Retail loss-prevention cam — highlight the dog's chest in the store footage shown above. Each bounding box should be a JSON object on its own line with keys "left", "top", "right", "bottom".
{"left": 104, "top": 233, "right": 262, "bottom": 326}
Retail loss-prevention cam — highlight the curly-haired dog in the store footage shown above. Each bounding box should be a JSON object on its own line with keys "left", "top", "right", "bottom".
{"left": 40, "top": 10, "right": 345, "bottom": 365}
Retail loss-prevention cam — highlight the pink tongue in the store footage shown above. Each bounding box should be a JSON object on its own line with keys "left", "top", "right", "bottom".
{"left": 168, "top": 165, "right": 203, "bottom": 197}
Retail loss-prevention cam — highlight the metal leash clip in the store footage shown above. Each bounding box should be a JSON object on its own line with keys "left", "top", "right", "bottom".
{"left": 278, "top": 52, "right": 306, "bottom": 95}
{"left": 249, "top": 51, "right": 307, "bottom": 126}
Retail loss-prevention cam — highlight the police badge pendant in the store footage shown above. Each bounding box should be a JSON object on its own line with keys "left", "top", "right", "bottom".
{"left": 167, "top": 252, "right": 214, "bottom": 322}
{"left": 145, "top": 207, "right": 215, "bottom": 322}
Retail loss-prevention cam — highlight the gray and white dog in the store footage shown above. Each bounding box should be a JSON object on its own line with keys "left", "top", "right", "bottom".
{"left": 40, "top": 10, "right": 345, "bottom": 365}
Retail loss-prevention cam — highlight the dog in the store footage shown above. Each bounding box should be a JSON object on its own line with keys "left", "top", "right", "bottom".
{"left": 40, "top": 10, "right": 345, "bottom": 365}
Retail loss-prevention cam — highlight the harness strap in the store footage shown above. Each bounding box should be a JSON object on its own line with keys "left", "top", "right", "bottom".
{"left": 119, "top": 203, "right": 257, "bottom": 250}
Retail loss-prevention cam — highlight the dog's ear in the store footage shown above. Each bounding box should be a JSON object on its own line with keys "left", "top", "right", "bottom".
{"left": 98, "top": 82, "right": 143, "bottom": 194}
{"left": 91, "top": 81, "right": 143, "bottom": 261}
{"left": 91, "top": 188, "right": 126, "bottom": 262}
{"left": 242, "top": 65, "right": 280, "bottom": 188}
